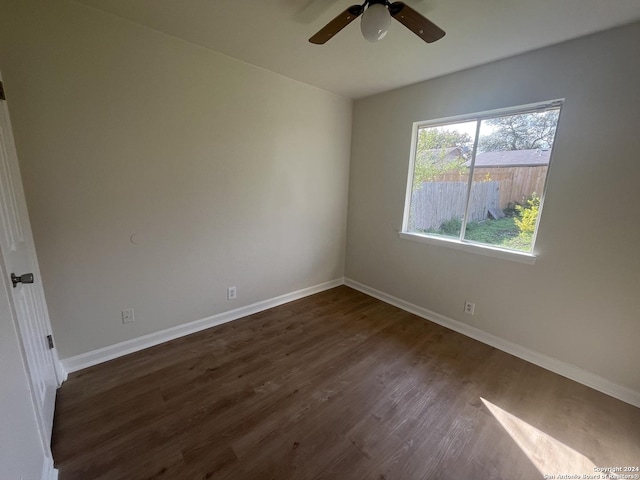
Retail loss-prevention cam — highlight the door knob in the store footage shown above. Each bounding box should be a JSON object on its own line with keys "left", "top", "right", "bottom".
{"left": 11, "top": 273, "right": 34, "bottom": 288}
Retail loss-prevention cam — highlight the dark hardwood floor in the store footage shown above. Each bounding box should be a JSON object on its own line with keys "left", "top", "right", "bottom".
{"left": 52, "top": 286, "right": 640, "bottom": 479}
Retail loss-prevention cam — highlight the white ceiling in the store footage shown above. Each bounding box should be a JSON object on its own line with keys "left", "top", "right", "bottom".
{"left": 73, "top": 0, "right": 640, "bottom": 99}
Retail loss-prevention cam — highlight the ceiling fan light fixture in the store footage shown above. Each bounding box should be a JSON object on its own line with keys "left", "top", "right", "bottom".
{"left": 360, "top": 3, "right": 390, "bottom": 42}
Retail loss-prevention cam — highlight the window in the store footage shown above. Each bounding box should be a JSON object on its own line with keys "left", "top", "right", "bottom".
{"left": 402, "top": 101, "right": 562, "bottom": 259}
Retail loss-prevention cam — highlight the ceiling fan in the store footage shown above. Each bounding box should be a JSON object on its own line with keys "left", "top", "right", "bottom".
{"left": 309, "top": 0, "right": 445, "bottom": 45}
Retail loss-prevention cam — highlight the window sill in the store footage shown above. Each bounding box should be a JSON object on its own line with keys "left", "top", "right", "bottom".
{"left": 398, "top": 231, "right": 537, "bottom": 265}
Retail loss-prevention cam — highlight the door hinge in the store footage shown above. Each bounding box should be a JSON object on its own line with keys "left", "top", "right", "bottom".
{"left": 0, "top": 81, "right": 5, "bottom": 101}
{"left": 46, "top": 335, "right": 54, "bottom": 349}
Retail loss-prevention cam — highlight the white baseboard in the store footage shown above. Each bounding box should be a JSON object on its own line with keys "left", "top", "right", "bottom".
{"left": 60, "top": 275, "right": 640, "bottom": 408}
{"left": 54, "top": 355, "right": 67, "bottom": 385}
{"left": 41, "top": 458, "right": 57, "bottom": 480}
{"left": 344, "top": 278, "right": 640, "bottom": 409}
{"left": 61, "top": 278, "right": 344, "bottom": 373}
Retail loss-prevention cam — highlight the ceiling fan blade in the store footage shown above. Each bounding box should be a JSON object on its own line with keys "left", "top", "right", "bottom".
{"left": 389, "top": 2, "right": 445, "bottom": 43}
{"left": 309, "top": 5, "right": 364, "bottom": 44}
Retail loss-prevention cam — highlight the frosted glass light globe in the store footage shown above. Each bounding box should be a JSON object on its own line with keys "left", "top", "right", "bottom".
{"left": 360, "top": 3, "right": 391, "bottom": 42}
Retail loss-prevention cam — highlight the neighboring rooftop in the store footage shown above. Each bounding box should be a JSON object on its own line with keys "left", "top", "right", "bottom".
{"left": 468, "top": 149, "right": 552, "bottom": 168}
{"left": 417, "top": 147, "right": 464, "bottom": 165}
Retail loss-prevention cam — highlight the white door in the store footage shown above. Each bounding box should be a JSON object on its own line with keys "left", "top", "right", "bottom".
{"left": 0, "top": 75, "right": 63, "bottom": 447}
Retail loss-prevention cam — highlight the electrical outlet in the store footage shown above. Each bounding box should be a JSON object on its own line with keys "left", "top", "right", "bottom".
{"left": 227, "top": 286, "right": 237, "bottom": 300}
{"left": 464, "top": 301, "right": 475, "bottom": 315}
{"left": 121, "top": 308, "right": 135, "bottom": 324}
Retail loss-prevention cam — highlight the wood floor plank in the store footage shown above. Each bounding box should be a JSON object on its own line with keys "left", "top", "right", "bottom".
{"left": 52, "top": 286, "right": 640, "bottom": 479}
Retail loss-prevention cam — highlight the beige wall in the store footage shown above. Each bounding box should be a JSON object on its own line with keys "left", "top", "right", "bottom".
{"left": 347, "top": 23, "right": 640, "bottom": 393}
{"left": 0, "top": 0, "right": 352, "bottom": 358}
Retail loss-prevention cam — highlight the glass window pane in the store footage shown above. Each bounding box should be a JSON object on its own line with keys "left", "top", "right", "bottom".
{"left": 463, "top": 109, "right": 560, "bottom": 251}
{"left": 407, "top": 121, "right": 477, "bottom": 239}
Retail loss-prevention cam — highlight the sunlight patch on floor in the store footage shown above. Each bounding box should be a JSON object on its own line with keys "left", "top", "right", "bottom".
{"left": 481, "top": 397, "right": 603, "bottom": 479}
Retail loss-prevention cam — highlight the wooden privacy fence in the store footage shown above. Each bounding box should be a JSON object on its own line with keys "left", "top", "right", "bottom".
{"left": 482, "top": 166, "right": 547, "bottom": 209}
{"left": 410, "top": 181, "right": 500, "bottom": 231}
{"left": 432, "top": 166, "right": 547, "bottom": 209}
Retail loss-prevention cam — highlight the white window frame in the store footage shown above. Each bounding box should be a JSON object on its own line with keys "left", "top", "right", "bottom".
{"left": 400, "top": 100, "right": 564, "bottom": 264}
